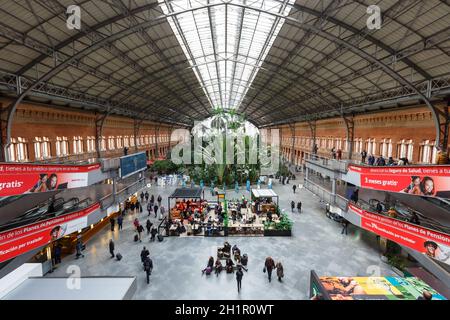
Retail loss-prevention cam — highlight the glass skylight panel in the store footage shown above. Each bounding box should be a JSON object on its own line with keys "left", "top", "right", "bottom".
{"left": 158, "top": 0, "right": 295, "bottom": 111}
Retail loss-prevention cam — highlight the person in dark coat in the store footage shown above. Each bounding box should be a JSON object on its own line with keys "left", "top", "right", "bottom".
{"left": 150, "top": 226, "right": 158, "bottom": 241}
{"left": 150, "top": 194, "right": 155, "bottom": 204}
{"left": 264, "top": 257, "right": 275, "bottom": 282}
{"left": 154, "top": 204, "right": 159, "bottom": 218}
{"left": 117, "top": 214, "right": 123, "bottom": 230}
{"left": 291, "top": 201, "right": 295, "bottom": 212}
{"left": 75, "top": 239, "right": 84, "bottom": 259}
{"left": 157, "top": 195, "right": 162, "bottom": 207}
{"left": 236, "top": 266, "right": 244, "bottom": 293}
{"left": 140, "top": 192, "right": 145, "bottom": 203}
{"left": 292, "top": 184, "right": 297, "bottom": 193}
{"left": 110, "top": 217, "right": 115, "bottom": 232}
{"left": 140, "top": 246, "right": 149, "bottom": 265}
{"left": 297, "top": 201, "right": 302, "bottom": 213}
{"left": 109, "top": 239, "right": 115, "bottom": 258}
{"left": 146, "top": 219, "right": 153, "bottom": 234}
{"left": 54, "top": 244, "right": 62, "bottom": 264}
{"left": 341, "top": 220, "right": 349, "bottom": 235}
{"left": 143, "top": 256, "right": 153, "bottom": 284}
{"left": 145, "top": 191, "right": 149, "bottom": 202}
{"left": 276, "top": 261, "right": 284, "bottom": 282}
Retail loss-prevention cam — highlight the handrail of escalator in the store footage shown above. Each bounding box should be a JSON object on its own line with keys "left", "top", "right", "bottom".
{"left": 0, "top": 197, "right": 93, "bottom": 232}
{"left": 358, "top": 199, "right": 450, "bottom": 235}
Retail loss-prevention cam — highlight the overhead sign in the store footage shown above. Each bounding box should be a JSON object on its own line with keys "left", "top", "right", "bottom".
{"left": 347, "top": 165, "right": 450, "bottom": 199}
{"left": 348, "top": 204, "right": 450, "bottom": 266}
{"left": 0, "top": 163, "right": 101, "bottom": 197}
{"left": 0, "top": 203, "right": 100, "bottom": 263}
{"left": 119, "top": 152, "right": 147, "bottom": 179}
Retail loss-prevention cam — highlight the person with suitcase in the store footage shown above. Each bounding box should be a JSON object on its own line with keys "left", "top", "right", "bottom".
{"left": 143, "top": 256, "right": 153, "bottom": 284}
{"left": 109, "top": 239, "right": 115, "bottom": 258}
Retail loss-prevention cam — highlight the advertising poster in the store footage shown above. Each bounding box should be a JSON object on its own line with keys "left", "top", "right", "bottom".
{"left": 0, "top": 163, "right": 101, "bottom": 197}
{"left": 319, "top": 276, "right": 446, "bottom": 300}
{"left": 349, "top": 204, "right": 450, "bottom": 266}
{"left": 0, "top": 203, "right": 100, "bottom": 263}
{"left": 347, "top": 165, "right": 450, "bottom": 199}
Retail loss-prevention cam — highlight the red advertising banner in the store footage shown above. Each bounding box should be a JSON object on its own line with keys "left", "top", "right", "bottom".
{"left": 0, "top": 203, "right": 100, "bottom": 263}
{"left": 348, "top": 204, "right": 450, "bottom": 265}
{"left": 347, "top": 165, "right": 450, "bottom": 198}
{"left": 0, "top": 163, "right": 101, "bottom": 197}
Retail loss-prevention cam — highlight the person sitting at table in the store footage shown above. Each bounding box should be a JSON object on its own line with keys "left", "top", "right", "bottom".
{"left": 215, "top": 259, "right": 223, "bottom": 277}
{"left": 267, "top": 211, "right": 273, "bottom": 222}
{"left": 226, "top": 258, "right": 234, "bottom": 273}
{"left": 177, "top": 222, "right": 186, "bottom": 235}
{"left": 218, "top": 215, "right": 224, "bottom": 224}
{"left": 232, "top": 245, "right": 241, "bottom": 261}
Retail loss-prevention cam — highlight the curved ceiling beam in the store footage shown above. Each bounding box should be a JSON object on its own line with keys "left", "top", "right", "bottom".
{"left": 4, "top": 2, "right": 442, "bottom": 157}
{"left": 289, "top": 1, "right": 432, "bottom": 80}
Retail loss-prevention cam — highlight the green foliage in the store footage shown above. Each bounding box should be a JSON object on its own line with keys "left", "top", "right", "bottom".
{"left": 150, "top": 160, "right": 180, "bottom": 174}
{"left": 264, "top": 213, "right": 293, "bottom": 231}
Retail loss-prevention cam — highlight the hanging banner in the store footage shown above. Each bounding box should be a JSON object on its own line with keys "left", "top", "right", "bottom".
{"left": 348, "top": 204, "right": 450, "bottom": 266}
{"left": 347, "top": 165, "right": 450, "bottom": 198}
{"left": 0, "top": 203, "right": 100, "bottom": 263}
{"left": 119, "top": 152, "right": 147, "bottom": 178}
{"left": 0, "top": 163, "right": 101, "bottom": 197}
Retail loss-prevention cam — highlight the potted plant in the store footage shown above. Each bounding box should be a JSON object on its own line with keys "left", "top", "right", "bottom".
{"left": 264, "top": 213, "right": 292, "bottom": 236}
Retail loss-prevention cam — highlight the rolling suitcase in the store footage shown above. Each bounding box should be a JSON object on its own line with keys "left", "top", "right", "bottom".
{"left": 116, "top": 253, "right": 122, "bottom": 261}
{"left": 157, "top": 234, "right": 164, "bottom": 242}
{"left": 134, "top": 234, "right": 139, "bottom": 242}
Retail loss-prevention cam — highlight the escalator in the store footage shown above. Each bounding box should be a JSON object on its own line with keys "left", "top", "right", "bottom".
{"left": 0, "top": 197, "right": 93, "bottom": 232}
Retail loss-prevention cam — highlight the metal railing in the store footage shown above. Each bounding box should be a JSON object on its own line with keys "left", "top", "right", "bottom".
{"left": 304, "top": 179, "right": 349, "bottom": 211}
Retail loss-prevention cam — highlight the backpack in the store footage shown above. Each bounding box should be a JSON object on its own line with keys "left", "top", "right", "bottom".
{"left": 116, "top": 253, "right": 122, "bottom": 261}
{"left": 134, "top": 234, "right": 139, "bottom": 242}
{"left": 205, "top": 266, "right": 212, "bottom": 275}
{"left": 157, "top": 234, "right": 164, "bottom": 242}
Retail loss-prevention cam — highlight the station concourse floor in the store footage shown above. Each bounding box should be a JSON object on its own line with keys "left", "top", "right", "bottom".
{"left": 46, "top": 177, "right": 395, "bottom": 300}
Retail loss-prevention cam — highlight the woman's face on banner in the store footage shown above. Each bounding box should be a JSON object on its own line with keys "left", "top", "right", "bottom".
{"left": 413, "top": 178, "right": 420, "bottom": 186}
{"left": 426, "top": 244, "right": 436, "bottom": 256}
{"left": 50, "top": 176, "right": 57, "bottom": 188}
{"left": 424, "top": 179, "right": 434, "bottom": 194}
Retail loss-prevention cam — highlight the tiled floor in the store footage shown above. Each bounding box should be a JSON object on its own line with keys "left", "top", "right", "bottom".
{"left": 47, "top": 177, "right": 395, "bottom": 299}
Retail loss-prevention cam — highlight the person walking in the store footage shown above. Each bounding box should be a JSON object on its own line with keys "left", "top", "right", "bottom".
{"left": 54, "top": 244, "right": 62, "bottom": 264}
{"left": 154, "top": 204, "right": 159, "bottom": 218}
{"left": 264, "top": 256, "right": 275, "bottom": 282}
{"left": 157, "top": 195, "right": 162, "bottom": 207}
{"left": 150, "top": 194, "right": 155, "bottom": 205}
{"left": 143, "top": 256, "right": 153, "bottom": 284}
{"left": 110, "top": 217, "right": 115, "bottom": 232}
{"left": 276, "top": 261, "right": 284, "bottom": 282}
{"left": 159, "top": 205, "right": 166, "bottom": 220}
{"left": 140, "top": 246, "right": 149, "bottom": 266}
{"left": 137, "top": 224, "right": 144, "bottom": 242}
{"left": 109, "top": 239, "right": 115, "bottom": 258}
{"left": 361, "top": 150, "right": 367, "bottom": 163}
{"left": 341, "top": 220, "right": 349, "bottom": 235}
{"left": 117, "top": 214, "right": 123, "bottom": 230}
{"left": 146, "top": 219, "right": 153, "bottom": 235}
{"left": 292, "top": 184, "right": 297, "bottom": 193}
{"left": 297, "top": 201, "right": 302, "bottom": 213}
{"left": 236, "top": 266, "right": 244, "bottom": 293}
{"left": 140, "top": 192, "right": 145, "bottom": 203}
{"left": 150, "top": 226, "right": 158, "bottom": 242}
{"left": 147, "top": 201, "right": 153, "bottom": 216}
{"left": 145, "top": 191, "right": 149, "bottom": 203}
{"left": 75, "top": 239, "right": 84, "bottom": 259}
{"left": 291, "top": 201, "right": 295, "bottom": 213}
